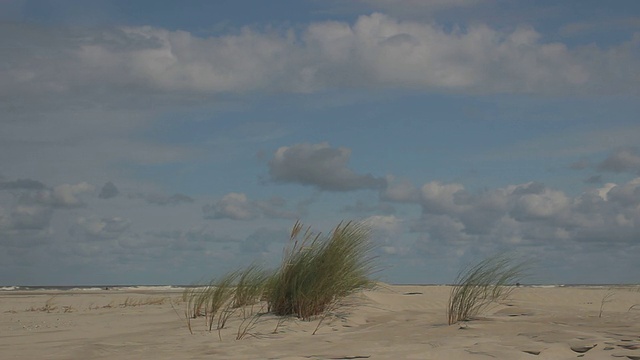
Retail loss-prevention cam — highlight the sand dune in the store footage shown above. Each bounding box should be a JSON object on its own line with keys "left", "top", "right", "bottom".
{"left": 2, "top": 285, "right": 640, "bottom": 359}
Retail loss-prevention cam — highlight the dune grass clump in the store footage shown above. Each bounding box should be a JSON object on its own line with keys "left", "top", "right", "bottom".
{"left": 182, "top": 271, "right": 239, "bottom": 333}
{"left": 265, "top": 221, "right": 376, "bottom": 320}
{"left": 232, "top": 264, "right": 269, "bottom": 309}
{"left": 121, "top": 296, "right": 169, "bottom": 307}
{"left": 447, "top": 253, "right": 527, "bottom": 325}
{"left": 181, "top": 220, "right": 377, "bottom": 338}
{"left": 27, "top": 296, "right": 58, "bottom": 313}
{"left": 203, "top": 272, "right": 238, "bottom": 331}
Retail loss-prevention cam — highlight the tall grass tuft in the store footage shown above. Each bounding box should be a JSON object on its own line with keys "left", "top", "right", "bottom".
{"left": 183, "top": 272, "right": 239, "bottom": 332}
{"left": 265, "top": 221, "right": 377, "bottom": 320}
{"left": 203, "top": 271, "right": 238, "bottom": 331}
{"left": 447, "top": 253, "right": 527, "bottom": 325}
{"left": 232, "top": 263, "right": 269, "bottom": 309}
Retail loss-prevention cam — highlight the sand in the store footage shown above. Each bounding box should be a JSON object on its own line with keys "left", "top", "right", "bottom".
{"left": 2, "top": 285, "right": 640, "bottom": 359}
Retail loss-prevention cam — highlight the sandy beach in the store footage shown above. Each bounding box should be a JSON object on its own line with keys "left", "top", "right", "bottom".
{"left": 1, "top": 285, "right": 640, "bottom": 359}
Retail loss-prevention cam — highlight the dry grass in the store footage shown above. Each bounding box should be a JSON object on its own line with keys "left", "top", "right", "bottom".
{"left": 232, "top": 264, "right": 269, "bottom": 309}
{"left": 447, "top": 254, "right": 527, "bottom": 325}
{"left": 26, "top": 297, "right": 58, "bottom": 313}
{"left": 599, "top": 291, "right": 615, "bottom": 318}
{"left": 182, "top": 220, "right": 377, "bottom": 338}
{"left": 183, "top": 272, "right": 239, "bottom": 333}
{"left": 265, "top": 221, "right": 377, "bottom": 320}
{"left": 121, "top": 296, "right": 169, "bottom": 307}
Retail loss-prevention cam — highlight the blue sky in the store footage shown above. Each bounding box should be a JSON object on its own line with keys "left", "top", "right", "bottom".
{"left": 1, "top": 0, "right": 640, "bottom": 285}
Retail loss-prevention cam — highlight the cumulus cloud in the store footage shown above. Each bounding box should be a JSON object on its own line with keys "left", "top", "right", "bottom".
{"left": 0, "top": 179, "right": 47, "bottom": 191}
{"left": 2, "top": 14, "right": 638, "bottom": 105}
{"left": 380, "top": 176, "right": 420, "bottom": 202}
{"left": 203, "top": 192, "right": 258, "bottom": 220}
{"left": 361, "top": 214, "right": 412, "bottom": 256}
{"left": 597, "top": 148, "right": 640, "bottom": 173}
{"left": 420, "top": 181, "right": 469, "bottom": 214}
{"left": 0, "top": 179, "right": 98, "bottom": 242}
{"left": 364, "top": 214, "right": 402, "bottom": 232}
{"left": 268, "top": 143, "right": 386, "bottom": 191}
{"left": 19, "top": 182, "right": 95, "bottom": 208}
{"left": 510, "top": 187, "right": 570, "bottom": 221}
{"left": 606, "top": 178, "right": 640, "bottom": 206}
{"left": 129, "top": 192, "right": 195, "bottom": 206}
{"left": 70, "top": 216, "right": 131, "bottom": 241}
{"left": 396, "top": 178, "right": 640, "bottom": 255}
{"left": 98, "top": 181, "right": 119, "bottom": 199}
{"left": 1, "top": 204, "right": 53, "bottom": 233}
{"left": 203, "top": 193, "right": 300, "bottom": 220}
{"left": 0, "top": 179, "right": 94, "bottom": 249}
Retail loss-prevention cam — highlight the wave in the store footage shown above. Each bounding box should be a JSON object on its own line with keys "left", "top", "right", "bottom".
{"left": 0, "top": 285, "right": 188, "bottom": 292}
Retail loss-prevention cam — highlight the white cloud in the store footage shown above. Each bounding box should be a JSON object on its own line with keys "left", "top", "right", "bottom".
{"left": 202, "top": 192, "right": 300, "bottom": 221}
{"left": 203, "top": 192, "right": 258, "bottom": 221}
{"left": 597, "top": 148, "right": 640, "bottom": 173}
{"left": 0, "top": 179, "right": 47, "bottom": 191}
{"left": 1, "top": 204, "right": 53, "bottom": 234}
{"left": 380, "top": 176, "right": 420, "bottom": 202}
{"left": 128, "top": 192, "right": 195, "bottom": 206}
{"left": 71, "top": 216, "right": 131, "bottom": 241}
{"left": 420, "top": 181, "right": 468, "bottom": 214}
{"left": 9, "top": 182, "right": 94, "bottom": 209}
{"left": 364, "top": 214, "right": 402, "bottom": 232}
{"left": 2, "top": 14, "right": 638, "bottom": 191}
{"left": 363, "top": 214, "right": 412, "bottom": 256}
{"left": 268, "top": 142, "right": 386, "bottom": 191}
{"left": 2, "top": 15, "right": 638, "bottom": 104}
{"left": 50, "top": 182, "right": 95, "bottom": 208}
{"left": 0, "top": 181, "right": 95, "bottom": 209}
{"left": 605, "top": 178, "right": 640, "bottom": 206}
{"left": 511, "top": 188, "right": 569, "bottom": 221}
{"left": 1, "top": 11, "right": 640, "bottom": 285}
{"left": 595, "top": 183, "right": 617, "bottom": 200}
{"left": 389, "top": 177, "right": 640, "bottom": 251}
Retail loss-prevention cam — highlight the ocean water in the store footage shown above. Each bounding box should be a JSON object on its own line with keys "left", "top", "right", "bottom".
{"left": 0, "top": 285, "right": 191, "bottom": 292}
{"left": 1, "top": 283, "right": 636, "bottom": 292}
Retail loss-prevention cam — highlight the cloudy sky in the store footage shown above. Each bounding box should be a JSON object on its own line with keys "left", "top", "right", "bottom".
{"left": 1, "top": 0, "right": 640, "bottom": 285}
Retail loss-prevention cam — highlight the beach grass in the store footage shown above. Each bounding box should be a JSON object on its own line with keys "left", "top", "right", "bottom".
{"left": 202, "top": 272, "right": 239, "bottom": 331}
{"left": 447, "top": 253, "right": 527, "bottom": 325}
{"left": 27, "top": 296, "right": 58, "bottom": 313}
{"left": 232, "top": 263, "right": 269, "bottom": 309}
{"left": 182, "top": 271, "right": 239, "bottom": 332}
{"left": 265, "top": 221, "right": 377, "bottom": 320}
{"left": 121, "top": 296, "right": 168, "bottom": 307}
{"left": 182, "top": 220, "right": 377, "bottom": 336}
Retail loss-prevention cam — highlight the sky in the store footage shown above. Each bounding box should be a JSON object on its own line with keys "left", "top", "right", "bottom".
{"left": 1, "top": 0, "right": 640, "bottom": 286}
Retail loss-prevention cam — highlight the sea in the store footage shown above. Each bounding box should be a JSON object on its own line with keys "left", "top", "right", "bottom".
{"left": 0, "top": 285, "right": 194, "bottom": 292}
{"left": 1, "top": 283, "right": 636, "bottom": 292}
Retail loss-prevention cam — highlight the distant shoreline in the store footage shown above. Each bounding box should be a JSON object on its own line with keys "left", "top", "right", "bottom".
{"left": 2, "top": 283, "right": 639, "bottom": 292}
